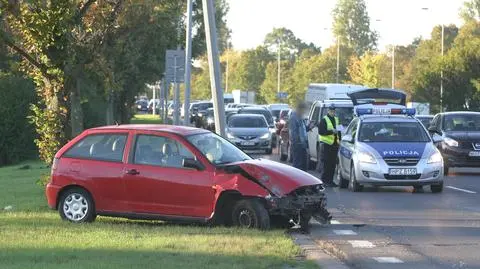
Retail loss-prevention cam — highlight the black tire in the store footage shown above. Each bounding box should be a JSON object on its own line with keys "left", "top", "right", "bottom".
{"left": 58, "top": 187, "right": 96, "bottom": 223}
{"left": 413, "top": 185, "right": 424, "bottom": 193}
{"left": 265, "top": 147, "right": 273, "bottom": 155}
{"left": 299, "top": 212, "right": 312, "bottom": 232}
{"left": 270, "top": 215, "right": 294, "bottom": 229}
{"left": 431, "top": 183, "right": 444, "bottom": 193}
{"left": 231, "top": 199, "right": 270, "bottom": 229}
{"left": 337, "top": 166, "right": 348, "bottom": 189}
{"left": 280, "top": 141, "right": 288, "bottom": 161}
{"left": 349, "top": 164, "right": 363, "bottom": 192}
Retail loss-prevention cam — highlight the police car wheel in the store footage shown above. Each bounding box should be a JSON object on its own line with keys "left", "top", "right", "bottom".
{"left": 336, "top": 166, "right": 348, "bottom": 189}
{"left": 431, "top": 183, "right": 443, "bottom": 193}
{"left": 349, "top": 165, "right": 363, "bottom": 192}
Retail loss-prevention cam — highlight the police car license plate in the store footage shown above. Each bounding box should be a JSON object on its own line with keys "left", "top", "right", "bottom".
{"left": 373, "top": 108, "right": 391, "bottom": 114}
{"left": 469, "top": 151, "right": 480, "bottom": 157}
{"left": 389, "top": 168, "right": 417, "bottom": 176}
{"left": 241, "top": 141, "right": 255, "bottom": 146}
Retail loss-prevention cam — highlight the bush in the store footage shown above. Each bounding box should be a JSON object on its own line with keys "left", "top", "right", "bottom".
{"left": 0, "top": 74, "right": 37, "bottom": 165}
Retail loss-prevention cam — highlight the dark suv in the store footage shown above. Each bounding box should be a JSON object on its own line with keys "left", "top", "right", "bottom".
{"left": 428, "top": 112, "right": 480, "bottom": 174}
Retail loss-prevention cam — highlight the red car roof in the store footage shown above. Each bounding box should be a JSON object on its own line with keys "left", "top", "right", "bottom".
{"left": 90, "top": 124, "right": 208, "bottom": 136}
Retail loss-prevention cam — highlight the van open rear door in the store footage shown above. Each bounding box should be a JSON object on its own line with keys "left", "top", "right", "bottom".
{"left": 347, "top": 88, "right": 407, "bottom": 106}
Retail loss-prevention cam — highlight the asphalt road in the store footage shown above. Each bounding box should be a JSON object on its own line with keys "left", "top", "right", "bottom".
{"left": 254, "top": 150, "right": 480, "bottom": 269}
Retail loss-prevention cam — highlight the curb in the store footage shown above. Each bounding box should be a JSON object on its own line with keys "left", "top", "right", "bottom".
{"left": 292, "top": 233, "right": 350, "bottom": 269}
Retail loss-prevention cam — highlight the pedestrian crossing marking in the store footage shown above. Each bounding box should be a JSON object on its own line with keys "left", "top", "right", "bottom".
{"left": 333, "top": 229, "right": 357, "bottom": 235}
{"left": 373, "top": 257, "right": 404, "bottom": 263}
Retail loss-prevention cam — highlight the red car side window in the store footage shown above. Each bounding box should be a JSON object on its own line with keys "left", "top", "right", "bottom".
{"left": 133, "top": 134, "right": 194, "bottom": 168}
{"left": 64, "top": 134, "right": 127, "bottom": 162}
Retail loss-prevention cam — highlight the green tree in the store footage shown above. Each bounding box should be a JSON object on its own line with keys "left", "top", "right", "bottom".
{"left": 192, "top": 0, "right": 231, "bottom": 56}
{"left": 460, "top": 0, "right": 480, "bottom": 22}
{"left": 264, "top": 27, "right": 320, "bottom": 59}
{"left": 235, "top": 46, "right": 272, "bottom": 91}
{"left": 332, "top": 0, "right": 378, "bottom": 55}
{"left": 348, "top": 52, "right": 390, "bottom": 87}
{"left": 407, "top": 25, "right": 459, "bottom": 112}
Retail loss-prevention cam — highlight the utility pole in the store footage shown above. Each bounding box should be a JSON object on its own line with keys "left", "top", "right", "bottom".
{"left": 152, "top": 83, "right": 156, "bottom": 115}
{"left": 440, "top": 24, "right": 444, "bottom": 112}
{"left": 163, "top": 77, "right": 168, "bottom": 122}
{"left": 159, "top": 80, "right": 165, "bottom": 123}
{"left": 202, "top": 0, "right": 226, "bottom": 136}
{"left": 277, "top": 41, "right": 281, "bottom": 93}
{"left": 392, "top": 44, "right": 395, "bottom": 89}
{"left": 173, "top": 54, "right": 180, "bottom": 125}
{"left": 336, "top": 38, "right": 340, "bottom": 83}
{"left": 225, "top": 43, "right": 230, "bottom": 93}
{"left": 183, "top": 0, "right": 193, "bottom": 126}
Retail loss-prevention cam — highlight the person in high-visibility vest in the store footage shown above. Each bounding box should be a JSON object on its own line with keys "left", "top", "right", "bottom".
{"left": 318, "top": 104, "right": 341, "bottom": 187}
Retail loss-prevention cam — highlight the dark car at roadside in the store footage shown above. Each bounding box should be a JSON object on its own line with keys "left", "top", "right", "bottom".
{"left": 428, "top": 112, "right": 480, "bottom": 174}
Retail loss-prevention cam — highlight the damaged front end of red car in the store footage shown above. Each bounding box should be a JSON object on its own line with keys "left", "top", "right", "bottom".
{"left": 219, "top": 159, "right": 332, "bottom": 229}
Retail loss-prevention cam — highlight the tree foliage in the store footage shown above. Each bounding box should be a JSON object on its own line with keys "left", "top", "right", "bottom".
{"left": 332, "top": 0, "right": 378, "bottom": 55}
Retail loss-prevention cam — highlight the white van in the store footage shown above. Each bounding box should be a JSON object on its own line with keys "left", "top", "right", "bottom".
{"left": 304, "top": 83, "right": 366, "bottom": 110}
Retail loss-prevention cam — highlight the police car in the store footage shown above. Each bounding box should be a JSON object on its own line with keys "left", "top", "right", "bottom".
{"left": 336, "top": 88, "right": 444, "bottom": 193}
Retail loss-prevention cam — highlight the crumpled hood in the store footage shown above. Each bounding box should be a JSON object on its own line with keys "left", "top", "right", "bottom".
{"left": 230, "top": 159, "right": 322, "bottom": 196}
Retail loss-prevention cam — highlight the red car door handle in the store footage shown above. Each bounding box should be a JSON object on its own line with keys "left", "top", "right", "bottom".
{"left": 126, "top": 169, "right": 140, "bottom": 175}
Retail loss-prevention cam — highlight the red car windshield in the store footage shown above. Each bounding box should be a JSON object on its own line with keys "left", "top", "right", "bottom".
{"left": 187, "top": 132, "right": 251, "bottom": 165}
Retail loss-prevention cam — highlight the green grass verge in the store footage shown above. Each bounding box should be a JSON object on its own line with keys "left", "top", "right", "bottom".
{"left": 0, "top": 161, "right": 317, "bottom": 269}
{"left": 130, "top": 114, "right": 164, "bottom": 124}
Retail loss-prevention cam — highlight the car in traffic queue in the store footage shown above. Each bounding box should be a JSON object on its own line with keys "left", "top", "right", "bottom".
{"left": 45, "top": 124, "right": 331, "bottom": 229}
{"left": 190, "top": 101, "right": 213, "bottom": 128}
{"left": 336, "top": 88, "right": 444, "bottom": 193}
{"left": 275, "top": 109, "right": 292, "bottom": 136}
{"left": 237, "top": 106, "right": 277, "bottom": 147}
{"left": 267, "top": 103, "right": 290, "bottom": 122}
{"left": 226, "top": 114, "right": 274, "bottom": 154}
{"left": 135, "top": 99, "right": 149, "bottom": 113}
{"left": 428, "top": 112, "right": 480, "bottom": 175}
{"left": 278, "top": 109, "right": 292, "bottom": 162}
{"left": 200, "top": 108, "right": 238, "bottom": 131}
{"left": 416, "top": 115, "right": 434, "bottom": 129}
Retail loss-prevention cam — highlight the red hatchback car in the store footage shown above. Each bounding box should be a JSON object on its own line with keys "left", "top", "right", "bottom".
{"left": 46, "top": 125, "right": 331, "bottom": 229}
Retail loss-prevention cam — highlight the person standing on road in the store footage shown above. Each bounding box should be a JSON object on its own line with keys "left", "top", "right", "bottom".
{"left": 289, "top": 102, "right": 309, "bottom": 171}
{"left": 318, "top": 104, "right": 341, "bottom": 187}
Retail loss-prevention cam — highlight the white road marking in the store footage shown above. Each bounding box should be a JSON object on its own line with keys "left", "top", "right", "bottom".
{"left": 331, "top": 220, "right": 342, "bottom": 225}
{"left": 373, "top": 257, "right": 404, "bottom": 263}
{"left": 446, "top": 186, "right": 477, "bottom": 194}
{"left": 348, "top": 240, "right": 376, "bottom": 248}
{"left": 333, "top": 230, "right": 357, "bottom": 235}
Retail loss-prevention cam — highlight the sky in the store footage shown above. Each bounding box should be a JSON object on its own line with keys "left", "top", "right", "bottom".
{"left": 226, "top": 0, "right": 465, "bottom": 52}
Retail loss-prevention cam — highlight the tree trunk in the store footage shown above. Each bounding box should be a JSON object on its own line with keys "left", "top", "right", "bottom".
{"left": 68, "top": 66, "right": 84, "bottom": 137}
{"left": 106, "top": 90, "right": 115, "bottom": 125}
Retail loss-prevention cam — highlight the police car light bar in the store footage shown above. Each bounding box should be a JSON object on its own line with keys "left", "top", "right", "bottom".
{"left": 356, "top": 108, "right": 416, "bottom": 116}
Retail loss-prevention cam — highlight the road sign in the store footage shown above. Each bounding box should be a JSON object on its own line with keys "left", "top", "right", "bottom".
{"left": 165, "top": 49, "right": 185, "bottom": 83}
{"left": 277, "top": 92, "right": 288, "bottom": 99}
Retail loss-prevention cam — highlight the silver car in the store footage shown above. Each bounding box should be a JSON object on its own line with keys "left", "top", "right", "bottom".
{"left": 337, "top": 115, "right": 444, "bottom": 193}
{"left": 226, "top": 114, "right": 273, "bottom": 154}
